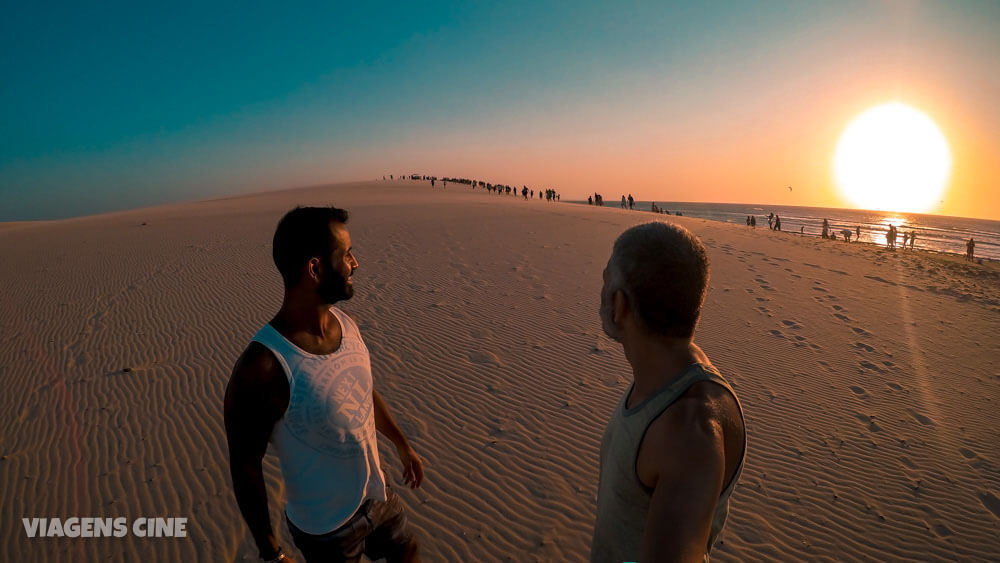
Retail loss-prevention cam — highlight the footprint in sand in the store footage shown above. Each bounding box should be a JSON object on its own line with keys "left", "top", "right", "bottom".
{"left": 755, "top": 296, "right": 769, "bottom": 302}
{"left": 887, "top": 382, "right": 904, "bottom": 391}
{"left": 468, "top": 351, "right": 503, "bottom": 366}
{"left": 769, "top": 329, "right": 785, "bottom": 338}
{"left": 834, "top": 313, "right": 851, "bottom": 322}
{"left": 812, "top": 286, "right": 829, "bottom": 293}
{"left": 959, "top": 447, "right": 978, "bottom": 460}
{"left": 469, "top": 328, "right": 494, "bottom": 340}
{"left": 852, "top": 327, "right": 873, "bottom": 337}
{"left": 865, "top": 275, "right": 898, "bottom": 286}
{"left": 907, "top": 409, "right": 935, "bottom": 426}
{"left": 849, "top": 385, "right": 867, "bottom": 396}
{"left": 832, "top": 304, "right": 845, "bottom": 311}
{"left": 978, "top": 492, "right": 1000, "bottom": 520}
{"left": 859, "top": 361, "right": 886, "bottom": 373}
{"left": 781, "top": 319, "right": 802, "bottom": 329}
{"left": 855, "top": 342, "right": 876, "bottom": 352}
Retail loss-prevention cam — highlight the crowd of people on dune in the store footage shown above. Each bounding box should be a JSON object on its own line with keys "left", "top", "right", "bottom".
{"left": 384, "top": 174, "right": 982, "bottom": 263}
{"left": 384, "top": 174, "right": 563, "bottom": 202}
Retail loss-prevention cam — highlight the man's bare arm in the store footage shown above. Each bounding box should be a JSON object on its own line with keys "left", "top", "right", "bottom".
{"left": 373, "top": 389, "right": 424, "bottom": 488}
{"left": 224, "top": 344, "right": 289, "bottom": 559}
{"left": 639, "top": 398, "right": 727, "bottom": 563}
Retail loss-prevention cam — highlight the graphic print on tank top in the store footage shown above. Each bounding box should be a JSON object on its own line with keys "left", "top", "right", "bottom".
{"left": 283, "top": 335, "right": 375, "bottom": 458}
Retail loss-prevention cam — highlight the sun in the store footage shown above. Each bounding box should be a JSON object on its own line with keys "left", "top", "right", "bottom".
{"left": 834, "top": 102, "right": 951, "bottom": 213}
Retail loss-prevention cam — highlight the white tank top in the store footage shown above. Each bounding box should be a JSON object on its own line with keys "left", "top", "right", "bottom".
{"left": 251, "top": 306, "right": 387, "bottom": 534}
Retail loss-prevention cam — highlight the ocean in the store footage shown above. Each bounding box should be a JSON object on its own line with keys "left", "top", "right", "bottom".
{"left": 571, "top": 200, "right": 1000, "bottom": 262}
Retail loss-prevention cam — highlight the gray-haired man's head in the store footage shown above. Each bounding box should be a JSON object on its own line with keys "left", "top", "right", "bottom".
{"left": 600, "top": 222, "right": 710, "bottom": 341}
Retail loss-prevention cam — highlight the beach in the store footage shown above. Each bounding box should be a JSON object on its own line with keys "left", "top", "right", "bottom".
{"left": 1, "top": 179, "right": 998, "bottom": 561}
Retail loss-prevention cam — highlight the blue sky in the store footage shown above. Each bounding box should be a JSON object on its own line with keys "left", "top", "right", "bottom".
{"left": 2, "top": 1, "right": 998, "bottom": 220}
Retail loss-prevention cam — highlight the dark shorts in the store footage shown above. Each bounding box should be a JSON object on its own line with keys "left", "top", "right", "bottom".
{"left": 286, "top": 486, "right": 418, "bottom": 563}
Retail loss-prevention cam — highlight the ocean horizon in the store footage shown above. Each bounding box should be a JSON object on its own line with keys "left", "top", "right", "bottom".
{"left": 569, "top": 199, "right": 1000, "bottom": 262}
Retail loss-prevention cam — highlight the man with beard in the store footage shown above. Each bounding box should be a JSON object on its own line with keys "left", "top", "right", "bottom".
{"left": 225, "top": 206, "right": 424, "bottom": 563}
{"left": 590, "top": 222, "right": 746, "bottom": 563}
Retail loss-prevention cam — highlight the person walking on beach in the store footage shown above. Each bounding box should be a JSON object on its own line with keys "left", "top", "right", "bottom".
{"left": 966, "top": 238, "right": 975, "bottom": 261}
{"left": 225, "top": 206, "right": 424, "bottom": 563}
{"left": 910, "top": 231, "right": 915, "bottom": 249}
{"left": 591, "top": 223, "right": 746, "bottom": 563}
{"left": 750, "top": 216, "right": 756, "bottom": 228}
{"left": 822, "top": 219, "right": 829, "bottom": 239}
{"left": 856, "top": 226, "right": 861, "bottom": 242}
{"left": 621, "top": 195, "right": 627, "bottom": 209}
{"left": 628, "top": 194, "right": 635, "bottom": 210}
{"left": 774, "top": 215, "right": 781, "bottom": 232}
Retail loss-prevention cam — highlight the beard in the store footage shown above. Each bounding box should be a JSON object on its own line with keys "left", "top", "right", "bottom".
{"left": 316, "top": 260, "right": 354, "bottom": 304}
{"left": 599, "top": 286, "right": 623, "bottom": 342}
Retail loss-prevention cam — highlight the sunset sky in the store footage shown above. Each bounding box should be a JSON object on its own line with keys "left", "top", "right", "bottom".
{"left": 1, "top": 1, "right": 997, "bottom": 221}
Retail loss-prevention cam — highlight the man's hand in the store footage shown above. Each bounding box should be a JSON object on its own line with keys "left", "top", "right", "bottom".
{"left": 397, "top": 446, "right": 424, "bottom": 489}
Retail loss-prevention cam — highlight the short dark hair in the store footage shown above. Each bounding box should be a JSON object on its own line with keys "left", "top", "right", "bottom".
{"left": 272, "top": 206, "right": 350, "bottom": 288}
{"left": 610, "top": 222, "right": 709, "bottom": 338}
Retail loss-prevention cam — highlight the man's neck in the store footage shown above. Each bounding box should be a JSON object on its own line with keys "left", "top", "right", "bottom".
{"left": 274, "top": 293, "right": 336, "bottom": 337}
{"left": 625, "top": 336, "right": 704, "bottom": 407}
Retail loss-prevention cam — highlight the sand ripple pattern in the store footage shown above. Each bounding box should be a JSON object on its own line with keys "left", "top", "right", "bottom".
{"left": 1, "top": 181, "right": 998, "bottom": 561}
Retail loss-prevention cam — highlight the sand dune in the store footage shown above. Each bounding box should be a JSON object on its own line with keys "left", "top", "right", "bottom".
{"left": 1, "top": 180, "right": 998, "bottom": 561}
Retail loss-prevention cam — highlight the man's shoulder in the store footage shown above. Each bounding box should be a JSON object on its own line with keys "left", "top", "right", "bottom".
{"left": 655, "top": 370, "right": 739, "bottom": 438}
{"left": 231, "top": 341, "right": 284, "bottom": 386}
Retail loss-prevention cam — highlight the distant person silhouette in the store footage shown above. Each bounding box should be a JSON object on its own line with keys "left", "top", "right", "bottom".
{"left": 902, "top": 231, "right": 908, "bottom": 248}
{"left": 750, "top": 216, "right": 756, "bottom": 228}
{"left": 588, "top": 195, "right": 593, "bottom": 205}
{"left": 628, "top": 194, "right": 634, "bottom": 210}
{"left": 431, "top": 179, "right": 435, "bottom": 187}
{"left": 909, "top": 231, "right": 915, "bottom": 249}
{"left": 621, "top": 195, "right": 627, "bottom": 209}
{"left": 966, "top": 238, "right": 975, "bottom": 261}
{"left": 822, "top": 219, "right": 829, "bottom": 239}
{"left": 774, "top": 216, "right": 781, "bottom": 232}
{"left": 746, "top": 216, "right": 751, "bottom": 227}
{"left": 856, "top": 226, "right": 861, "bottom": 242}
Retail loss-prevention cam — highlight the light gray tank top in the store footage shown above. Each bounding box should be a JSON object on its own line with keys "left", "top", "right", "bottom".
{"left": 590, "top": 363, "right": 746, "bottom": 563}
{"left": 251, "top": 306, "right": 386, "bottom": 535}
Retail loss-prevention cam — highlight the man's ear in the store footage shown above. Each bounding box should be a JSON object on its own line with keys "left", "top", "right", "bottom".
{"left": 307, "top": 258, "right": 321, "bottom": 282}
{"left": 612, "top": 289, "right": 629, "bottom": 327}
